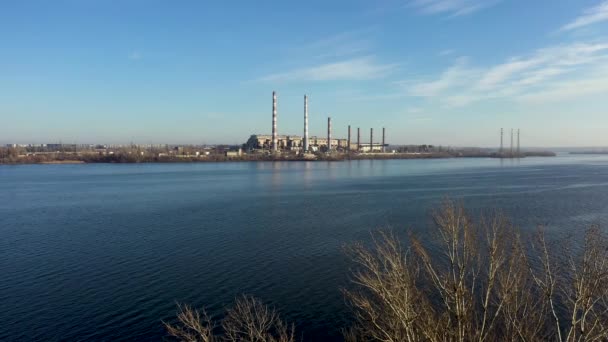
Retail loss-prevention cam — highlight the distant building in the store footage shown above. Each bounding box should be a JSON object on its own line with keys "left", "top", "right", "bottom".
{"left": 246, "top": 135, "right": 303, "bottom": 151}
{"left": 246, "top": 134, "right": 352, "bottom": 152}
{"left": 359, "top": 143, "right": 386, "bottom": 153}
{"left": 226, "top": 148, "right": 243, "bottom": 157}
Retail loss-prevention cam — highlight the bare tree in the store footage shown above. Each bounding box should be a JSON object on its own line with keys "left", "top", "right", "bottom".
{"left": 344, "top": 199, "right": 608, "bottom": 342}
{"left": 223, "top": 296, "right": 294, "bottom": 342}
{"left": 164, "top": 296, "right": 294, "bottom": 342}
{"left": 344, "top": 230, "right": 434, "bottom": 342}
{"left": 166, "top": 200, "right": 608, "bottom": 342}
{"left": 164, "top": 304, "right": 215, "bottom": 342}
{"left": 531, "top": 225, "right": 608, "bottom": 342}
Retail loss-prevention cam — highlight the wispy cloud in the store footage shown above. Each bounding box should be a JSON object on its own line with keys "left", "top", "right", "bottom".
{"left": 401, "top": 57, "right": 476, "bottom": 97}
{"left": 561, "top": 1, "right": 608, "bottom": 31}
{"left": 401, "top": 42, "right": 608, "bottom": 107}
{"left": 518, "top": 72, "right": 608, "bottom": 104}
{"left": 409, "top": 0, "right": 501, "bottom": 16}
{"left": 258, "top": 57, "right": 397, "bottom": 82}
{"left": 278, "top": 29, "right": 378, "bottom": 65}
{"left": 300, "top": 30, "right": 374, "bottom": 60}
{"left": 128, "top": 51, "right": 142, "bottom": 61}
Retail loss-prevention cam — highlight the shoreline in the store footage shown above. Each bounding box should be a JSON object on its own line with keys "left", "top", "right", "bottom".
{"left": 0, "top": 152, "right": 556, "bottom": 165}
{"left": 39, "top": 160, "right": 86, "bottom": 164}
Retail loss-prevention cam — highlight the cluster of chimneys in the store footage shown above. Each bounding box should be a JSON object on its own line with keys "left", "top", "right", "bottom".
{"left": 271, "top": 91, "right": 385, "bottom": 153}
{"left": 500, "top": 128, "right": 520, "bottom": 155}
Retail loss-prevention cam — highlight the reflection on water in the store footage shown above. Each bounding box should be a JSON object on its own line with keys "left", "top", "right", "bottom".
{"left": 1, "top": 154, "right": 608, "bottom": 341}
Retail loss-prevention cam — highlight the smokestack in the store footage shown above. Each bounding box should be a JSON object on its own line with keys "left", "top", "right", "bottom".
{"left": 304, "top": 95, "right": 309, "bottom": 152}
{"left": 517, "top": 129, "right": 520, "bottom": 156}
{"left": 327, "top": 117, "right": 332, "bottom": 152}
{"left": 272, "top": 91, "right": 278, "bottom": 152}
{"left": 347, "top": 125, "right": 351, "bottom": 152}
{"left": 357, "top": 127, "right": 361, "bottom": 151}
{"left": 382, "top": 127, "right": 386, "bottom": 153}
{"left": 500, "top": 128, "right": 504, "bottom": 154}
{"left": 370, "top": 128, "right": 373, "bottom": 153}
{"left": 510, "top": 129, "right": 514, "bottom": 156}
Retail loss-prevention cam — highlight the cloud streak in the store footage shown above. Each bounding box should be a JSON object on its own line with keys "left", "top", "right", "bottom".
{"left": 403, "top": 57, "right": 474, "bottom": 96}
{"left": 259, "top": 57, "right": 397, "bottom": 82}
{"left": 561, "top": 1, "right": 608, "bottom": 31}
{"left": 299, "top": 30, "right": 374, "bottom": 60}
{"left": 409, "top": 0, "right": 501, "bottom": 16}
{"left": 128, "top": 51, "right": 142, "bottom": 61}
{"left": 401, "top": 42, "right": 608, "bottom": 106}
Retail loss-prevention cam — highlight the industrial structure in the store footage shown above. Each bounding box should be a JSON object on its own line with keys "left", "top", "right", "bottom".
{"left": 498, "top": 127, "right": 522, "bottom": 157}
{"left": 304, "top": 95, "right": 309, "bottom": 152}
{"left": 500, "top": 128, "right": 504, "bottom": 154}
{"left": 517, "top": 129, "right": 520, "bottom": 155}
{"left": 327, "top": 117, "right": 332, "bottom": 151}
{"left": 510, "top": 129, "right": 514, "bottom": 155}
{"left": 272, "top": 91, "right": 278, "bottom": 153}
{"left": 245, "top": 92, "right": 387, "bottom": 153}
{"left": 347, "top": 125, "right": 351, "bottom": 152}
{"left": 382, "top": 127, "right": 386, "bottom": 153}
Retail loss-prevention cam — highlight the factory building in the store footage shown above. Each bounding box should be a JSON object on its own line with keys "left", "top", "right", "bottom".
{"left": 246, "top": 134, "right": 303, "bottom": 151}
{"left": 359, "top": 143, "right": 386, "bottom": 153}
{"left": 308, "top": 137, "right": 348, "bottom": 152}
{"left": 245, "top": 135, "right": 350, "bottom": 152}
{"left": 245, "top": 91, "right": 386, "bottom": 154}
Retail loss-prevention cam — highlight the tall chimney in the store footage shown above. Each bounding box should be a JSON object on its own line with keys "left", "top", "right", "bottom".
{"left": 357, "top": 127, "right": 360, "bottom": 151}
{"left": 370, "top": 128, "right": 373, "bottom": 153}
{"left": 500, "top": 128, "right": 504, "bottom": 154}
{"left": 327, "top": 117, "right": 332, "bottom": 152}
{"left": 272, "top": 91, "right": 278, "bottom": 152}
{"left": 382, "top": 127, "right": 386, "bottom": 153}
{"left": 304, "top": 95, "right": 309, "bottom": 152}
{"left": 347, "top": 125, "right": 351, "bottom": 152}
{"left": 510, "top": 129, "right": 514, "bottom": 156}
{"left": 517, "top": 129, "right": 520, "bottom": 156}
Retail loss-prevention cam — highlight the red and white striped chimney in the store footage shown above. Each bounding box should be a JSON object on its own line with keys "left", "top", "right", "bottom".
{"left": 272, "top": 91, "right": 277, "bottom": 152}
{"left": 304, "top": 95, "right": 309, "bottom": 152}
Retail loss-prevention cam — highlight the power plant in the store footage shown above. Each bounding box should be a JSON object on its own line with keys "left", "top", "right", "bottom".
{"left": 382, "top": 127, "right": 386, "bottom": 153}
{"left": 499, "top": 127, "right": 522, "bottom": 158}
{"left": 245, "top": 92, "right": 388, "bottom": 153}
{"left": 272, "top": 91, "right": 278, "bottom": 153}
{"left": 347, "top": 125, "right": 351, "bottom": 152}
{"left": 517, "top": 129, "right": 520, "bottom": 155}
{"left": 510, "top": 129, "right": 514, "bottom": 155}
{"left": 327, "top": 117, "right": 332, "bottom": 152}
{"left": 304, "top": 95, "right": 309, "bottom": 152}
{"left": 500, "top": 128, "right": 504, "bottom": 154}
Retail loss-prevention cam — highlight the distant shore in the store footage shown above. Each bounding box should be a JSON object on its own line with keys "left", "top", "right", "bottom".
{"left": 0, "top": 151, "right": 556, "bottom": 165}
{"left": 39, "top": 160, "right": 86, "bottom": 164}
{"left": 569, "top": 151, "right": 608, "bottom": 155}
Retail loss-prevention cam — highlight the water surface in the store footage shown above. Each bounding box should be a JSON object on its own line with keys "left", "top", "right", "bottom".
{"left": 2, "top": 155, "right": 608, "bottom": 341}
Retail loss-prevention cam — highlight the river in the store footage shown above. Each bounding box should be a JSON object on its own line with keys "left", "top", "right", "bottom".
{"left": 1, "top": 154, "right": 608, "bottom": 341}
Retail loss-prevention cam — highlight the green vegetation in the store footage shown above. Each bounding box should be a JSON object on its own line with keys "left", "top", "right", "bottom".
{"left": 165, "top": 200, "right": 608, "bottom": 341}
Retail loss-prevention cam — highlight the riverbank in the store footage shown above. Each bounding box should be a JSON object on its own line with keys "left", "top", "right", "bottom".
{"left": 0, "top": 150, "right": 556, "bottom": 165}
{"left": 39, "top": 160, "right": 86, "bottom": 164}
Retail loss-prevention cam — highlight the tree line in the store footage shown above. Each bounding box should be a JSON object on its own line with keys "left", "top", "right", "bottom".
{"left": 164, "top": 199, "right": 608, "bottom": 342}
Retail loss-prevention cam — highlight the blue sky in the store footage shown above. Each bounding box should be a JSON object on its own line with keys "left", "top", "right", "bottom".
{"left": 1, "top": 0, "right": 608, "bottom": 147}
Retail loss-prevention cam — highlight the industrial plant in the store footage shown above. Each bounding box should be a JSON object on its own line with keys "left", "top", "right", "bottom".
{"left": 245, "top": 91, "right": 387, "bottom": 154}
{"left": 2, "top": 91, "right": 555, "bottom": 165}
{"left": 498, "top": 127, "right": 522, "bottom": 158}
